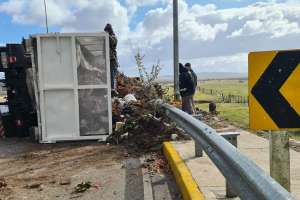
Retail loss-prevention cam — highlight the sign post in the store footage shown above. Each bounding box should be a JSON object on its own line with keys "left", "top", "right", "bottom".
{"left": 270, "top": 131, "right": 291, "bottom": 191}
{"left": 249, "top": 50, "right": 300, "bottom": 191}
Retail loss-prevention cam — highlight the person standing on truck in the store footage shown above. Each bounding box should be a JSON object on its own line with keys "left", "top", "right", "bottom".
{"left": 185, "top": 63, "right": 197, "bottom": 111}
{"left": 104, "top": 24, "right": 119, "bottom": 95}
{"left": 179, "top": 63, "right": 195, "bottom": 115}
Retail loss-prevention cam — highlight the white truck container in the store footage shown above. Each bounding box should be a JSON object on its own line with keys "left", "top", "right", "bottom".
{"left": 27, "top": 33, "right": 112, "bottom": 143}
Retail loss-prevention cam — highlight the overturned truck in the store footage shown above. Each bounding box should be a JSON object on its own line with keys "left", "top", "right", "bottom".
{"left": 0, "top": 33, "right": 112, "bottom": 143}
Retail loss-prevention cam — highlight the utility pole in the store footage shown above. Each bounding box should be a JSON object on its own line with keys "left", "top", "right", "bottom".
{"left": 173, "top": 0, "right": 180, "bottom": 101}
{"left": 43, "top": 0, "right": 49, "bottom": 33}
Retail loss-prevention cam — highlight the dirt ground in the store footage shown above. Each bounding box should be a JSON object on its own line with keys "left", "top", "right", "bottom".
{"left": 0, "top": 138, "right": 181, "bottom": 200}
{"left": 0, "top": 138, "right": 131, "bottom": 200}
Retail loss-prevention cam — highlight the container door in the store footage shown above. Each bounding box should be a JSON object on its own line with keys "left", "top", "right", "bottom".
{"left": 75, "top": 36, "right": 110, "bottom": 136}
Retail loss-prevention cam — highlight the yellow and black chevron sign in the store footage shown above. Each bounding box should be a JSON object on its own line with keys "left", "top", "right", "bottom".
{"left": 249, "top": 50, "right": 300, "bottom": 130}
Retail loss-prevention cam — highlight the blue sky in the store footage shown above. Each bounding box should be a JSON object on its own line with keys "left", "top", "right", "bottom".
{"left": 1, "top": 0, "right": 300, "bottom": 76}
{"left": 0, "top": 0, "right": 267, "bottom": 44}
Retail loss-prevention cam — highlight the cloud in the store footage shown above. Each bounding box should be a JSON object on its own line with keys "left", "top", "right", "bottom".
{"left": 121, "top": 0, "right": 300, "bottom": 75}
{"left": 185, "top": 53, "right": 248, "bottom": 73}
{"left": 2, "top": 0, "right": 300, "bottom": 76}
{"left": 228, "top": 2, "right": 300, "bottom": 38}
{"left": 125, "top": 0, "right": 169, "bottom": 16}
{"left": 0, "top": 0, "right": 75, "bottom": 25}
{"left": 0, "top": 0, "right": 129, "bottom": 38}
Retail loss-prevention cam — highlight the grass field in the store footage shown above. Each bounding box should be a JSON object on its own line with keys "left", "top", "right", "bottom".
{"left": 198, "top": 79, "right": 248, "bottom": 96}
{"left": 165, "top": 79, "right": 300, "bottom": 140}
{"left": 194, "top": 80, "right": 249, "bottom": 129}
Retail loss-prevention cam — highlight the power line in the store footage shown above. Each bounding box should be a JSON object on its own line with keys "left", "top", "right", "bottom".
{"left": 43, "top": 0, "right": 49, "bottom": 33}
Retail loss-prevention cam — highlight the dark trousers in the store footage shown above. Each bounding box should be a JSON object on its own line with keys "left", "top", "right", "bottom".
{"left": 110, "top": 59, "right": 118, "bottom": 90}
{"left": 182, "top": 95, "right": 195, "bottom": 115}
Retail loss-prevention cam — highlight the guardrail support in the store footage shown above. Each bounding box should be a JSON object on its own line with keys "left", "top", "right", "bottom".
{"left": 220, "top": 132, "right": 240, "bottom": 198}
{"left": 194, "top": 131, "right": 240, "bottom": 198}
{"left": 195, "top": 141, "right": 203, "bottom": 157}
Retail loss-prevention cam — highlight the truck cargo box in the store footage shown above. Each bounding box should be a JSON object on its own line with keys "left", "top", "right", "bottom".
{"left": 28, "top": 33, "right": 112, "bottom": 143}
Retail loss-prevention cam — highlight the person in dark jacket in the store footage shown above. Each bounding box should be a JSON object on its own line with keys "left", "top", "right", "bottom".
{"left": 179, "top": 63, "right": 195, "bottom": 115}
{"left": 185, "top": 63, "right": 197, "bottom": 111}
{"left": 104, "top": 24, "right": 119, "bottom": 93}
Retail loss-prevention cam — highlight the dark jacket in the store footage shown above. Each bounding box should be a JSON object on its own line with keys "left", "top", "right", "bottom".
{"left": 108, "top": 34, "right": 119, "bottom": 71}
{"left": 189, "top": 69, "right": 197, "bottom": 94}
{"left": 179, "top": 65, "right": 194, "bottom": 97}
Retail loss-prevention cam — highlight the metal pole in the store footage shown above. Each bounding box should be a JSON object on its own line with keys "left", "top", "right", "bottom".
{"left": 43, "top": 0, "right": 49, "bottom": 33}
{"left": 173, "top": 0, "right": 180, "bottom": 101}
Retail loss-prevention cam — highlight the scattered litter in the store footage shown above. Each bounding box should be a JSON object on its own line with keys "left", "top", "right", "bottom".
{"left": 70, "top": 194, "right": 83, "bottom": 199}
{"left": 115, "top": 122, "right": 125, "bottom": 132}
{"left": 171, "top": 134, "right": 178, "bottom": 141}
{"left": 73, "top": 181, "right": 92, "bottom": 194}
{"left": 143, "top": 152, "right": 168, "bottom": 176}
{"left": 0, "top": 178, "right": 7, "bottom": 189}
{"left": 124, "top": 94, "right": 137, "bottom": 104}
{"left": 59, "top": 178, "right": 71, "bottom": 185}
{"left": 25, "top": 182, "right": 41, "bottom": 189}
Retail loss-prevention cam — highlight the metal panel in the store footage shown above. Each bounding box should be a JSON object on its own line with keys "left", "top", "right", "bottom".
{"left": 41, "top": 37, "right": 74, "bottom": 87}
{"left": 44, "top": 90, "right": 76, "bottom": 139}
{"left": 33, "top": 33, "right": 111, "bottom": 142}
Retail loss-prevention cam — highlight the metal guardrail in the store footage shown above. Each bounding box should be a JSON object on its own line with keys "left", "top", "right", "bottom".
{"left": 156, "top": 101, "right": 296, "bottom": 200}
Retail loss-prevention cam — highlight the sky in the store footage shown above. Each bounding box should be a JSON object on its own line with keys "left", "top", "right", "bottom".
{"left": 1, "top": 0, "right": 300, "bottom": 76}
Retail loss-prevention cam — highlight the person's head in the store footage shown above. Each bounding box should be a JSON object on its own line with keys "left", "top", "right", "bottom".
{"left": 179, "top": 63, "right": 187, "bottom": 73}
{"left": 104, "top": 23, "right": 114, "bottom": 35}
{"left": 185, "top": 63, "right": 191, "bottom": 70}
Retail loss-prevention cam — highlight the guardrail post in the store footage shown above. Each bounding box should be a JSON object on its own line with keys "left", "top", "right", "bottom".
{"left": 270, "top": 131, "right": 291, "bottom": 191}
{"left": 195, "top": 141, "right": 203, "bottom": 157}
{"left": 220, "top": 132, "right": 240, "bottom": 198}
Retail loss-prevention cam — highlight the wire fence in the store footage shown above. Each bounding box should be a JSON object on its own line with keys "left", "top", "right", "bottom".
{"left": 197, "top": 87, "right": 248, "bottom": 104}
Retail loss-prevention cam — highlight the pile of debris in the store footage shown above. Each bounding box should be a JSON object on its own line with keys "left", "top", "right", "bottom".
{"left": 194, "top": 108, "right": 226, "bottom": 130}
{"left": 109, "top": 74, "right": 189, "bottom": 152}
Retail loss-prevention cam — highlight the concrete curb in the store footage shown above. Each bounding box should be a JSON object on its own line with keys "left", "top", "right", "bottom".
{"left": 163, "top": 142, "right": 205, "bottom": 200}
